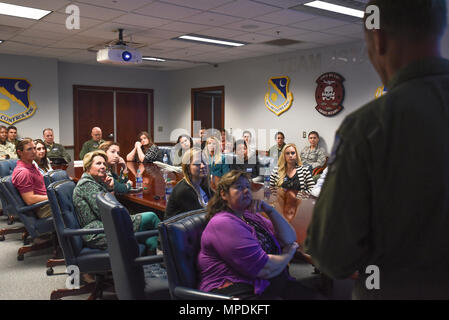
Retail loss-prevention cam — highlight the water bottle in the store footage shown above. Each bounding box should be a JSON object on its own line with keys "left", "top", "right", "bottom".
{"left": 165, "top": 178, "right": 173, "bottom": 202}
{"left": 135, "top": 169, "right": 143, "bottom": 192}
{"left": 163, "top": 153, "right": 168, "bottom": 164}
{"left": 263, "top": 175, "right": 270, "bottom": 201}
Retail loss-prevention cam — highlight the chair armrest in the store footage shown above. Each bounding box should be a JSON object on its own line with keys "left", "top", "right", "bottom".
{"left": 174, "top": 286, "right": 239, "bottom": 300}
{"left": 134, "top": 229, "right": 159, "bottom": 241}
{"left": 62, "top": 228, "right": 104, "bottom": 237}
{"left": 17, "top": 200, "right": 49, "bottom": 213}
{"left": 134, "top": 254, "right": 164, "bottom": 267}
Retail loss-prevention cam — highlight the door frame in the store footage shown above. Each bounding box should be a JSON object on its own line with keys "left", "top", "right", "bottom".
{"left": 73, "top": 85, "right": 154, "bottom": 157}
{"left": 191, "top": 86, "right": 225, "bottom": 136}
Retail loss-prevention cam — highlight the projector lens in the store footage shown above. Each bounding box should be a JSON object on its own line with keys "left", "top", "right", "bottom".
{"left": 122, "top": 51, "right": 132, "bottom": 61}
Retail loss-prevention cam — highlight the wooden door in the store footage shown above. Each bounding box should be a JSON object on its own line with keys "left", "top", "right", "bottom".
{"left": 116, "top": 91, "right": 151, "bottom": 156}
{"left": 74, "top": 87, "right": 114, "bottom": 160}
{"left": 191, "top": 86, "right": 224, "bottom": 134}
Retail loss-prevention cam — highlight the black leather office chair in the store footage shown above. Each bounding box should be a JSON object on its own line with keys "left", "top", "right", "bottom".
{"left": 97, "top": 192, "right": 170, "bottom": 300}
{"left": 0, "top": 175, "right": 54, "bottom": 260}
{"left": 0, "top": 159, "right": 26, "bottom": 241}
{"left": 46, "top": 179, "right": 112, "bottom": 299}
{"left": 158, "top": 209, "right": 236, "bottom": 300}
{"left": 43, "top": 169, "right": 70, "bottom": 188}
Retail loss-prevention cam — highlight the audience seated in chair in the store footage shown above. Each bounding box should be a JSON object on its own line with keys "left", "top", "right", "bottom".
{"left": 299, "top": 131, "right": 327, "bottom": 175}
{"left": 33, "top": 139, "right": 53, "bottom": 175}
{"left": 165, "top": 148, "right": 212, "bottom": 220}
{"left": 269, "top": 143, "right": 315, "bottom": 199}
{"left": 72, "top": 150, "right": 160, "bottom": 252}
{"left": 197, "top": 170, "right": 323, "bottom": 299}
{"left": 0, "top": 125, "right": 17, "bottom": 160}
{"left": 268, "top": 131, "right": 286, "bottom": 160}
{"left": 230, "top": 139, "right": 262, "bottom": 183}
{"left": 126, "top": 131, "right": 161, "bottom": 163}
{"left": 43, "top": 128, "right": 71, "bottom": 163}
{"left": 203, "top": 136, "right": 230, "bottom": 189}
{"left": 172, "top": 134, "right": 193, "bottom": 166}
{"left": 79, "top": 127, "right": 104, "bottom": 160}
{"left": 99, "top": 141, "right": 133, "bottom": 194}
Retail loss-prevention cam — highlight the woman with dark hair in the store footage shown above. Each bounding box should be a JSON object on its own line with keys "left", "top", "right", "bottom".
{"left": 126, "top": 131, "right": 161, "bottom": 163}
{"left": 33, "top": 139, "right": 53, "bottom": 175}
{"left": 99, "top": 141, "right": 133, "bottom": 194}
{"left": 164, "top": 148, "right": 212, "bottom": 220}
{"left": 299, "top": 131, "right": 327, "bottom": 174}
{"left": 230, "top": 139, "right": 262, "bottom": 182}
{"left": 172, "top": 134, "right": 193, "bottom": 166}
{"left": 197, "top": 170, "right": 321, "bottom": 299}
{"left": 73, "top": 150, "right": 160, "bottom": 251}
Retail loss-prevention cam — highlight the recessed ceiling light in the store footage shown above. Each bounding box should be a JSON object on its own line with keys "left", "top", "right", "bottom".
{"left": 0, "top": 2, "right": 52, "bottom": 20}
{"left": 0, "top": 40, "right": 3, "bottom": 44}
{"left": 304, "top": 1, "right": 364, "bottom": 18}
{"left": 142, "top": 57, "right": 166, "bottom": 62}
{"left": 176, "top": 34, "right": 245, "bottom": 47}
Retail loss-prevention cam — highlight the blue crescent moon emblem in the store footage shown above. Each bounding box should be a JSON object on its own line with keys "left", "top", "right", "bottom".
{"left": 15, "top": 81, "right": 26, "bottom": 92}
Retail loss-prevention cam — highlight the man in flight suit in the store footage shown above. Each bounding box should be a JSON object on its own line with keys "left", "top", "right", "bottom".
{"left": 305, "top": 0, "right": 449, "bottom": 299}
{"left": 43, "top": 128, "right": 71, "bottom": 163}
{"left": 79, "top": 127, "right": 104, "bottom": 160}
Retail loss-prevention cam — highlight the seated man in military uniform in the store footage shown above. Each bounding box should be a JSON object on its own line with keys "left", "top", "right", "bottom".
{"left": 0, "top": 125, "right": 17, "bottom": 160}
{"left": 43, "top": 128, "right": 71, "bottom": 163}
{"left": 79, "top": 127, "right": 104, "bottom": 160}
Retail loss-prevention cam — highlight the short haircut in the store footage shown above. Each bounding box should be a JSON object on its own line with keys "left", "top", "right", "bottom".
{"left": 7, "top": 125, "right": 17, "bottom": 132}
{"left": 0, "top": 125, "right": 6, "bottom": 131}
{"left": 275, "top": 131, "right": 285, "bottom": 139}
{"left": 82, "top": 150, "right": 108, "bottom": 172}
{"left": 366, "top": 0, "right": 447, "bottom": 39}
{"left": 308, "top": 131, "right": 319, "bottom": 139}
{"left": 43, "top": 128, "right": 53, "bottom": 135}
{"left": 16, "top": 138, "right": 33, "bottom": 159}
{"left": 242, "top": 130, "right": 252, "bottom": 137}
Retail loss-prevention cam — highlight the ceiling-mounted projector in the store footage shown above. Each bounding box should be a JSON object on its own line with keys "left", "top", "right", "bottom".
{"left": 97, "top": 45, "right": 142, "bottom": 65}
{"left": 97, "top": 28, "right": 142, "bottom": 65}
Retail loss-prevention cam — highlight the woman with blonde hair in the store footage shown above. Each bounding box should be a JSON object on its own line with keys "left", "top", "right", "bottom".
{"left": 203, "top": 136, "right": 230, "bottom": 186}
{"left": 269, "top": 143, "right": 315, "bottom": 195}
{"left": 73, "top": 150, "right": 160, "bottom": 252}
{"left": 164, "top": 148, "right": 212, "bottom": 220}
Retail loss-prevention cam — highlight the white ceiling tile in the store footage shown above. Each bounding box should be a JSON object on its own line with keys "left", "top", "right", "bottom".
{"left": 254, "top": 0, "right": 307, "bottom": 9}
{"left": 31, "top": 21, "right": 81, "bottom": 36}
{"left": 211, "top": 0, "right": 281, "bottom": 19}
{"left": 76, "top": 22, "right": 148, "bottom": 39}
{"left": 232, "top": 32, "right": 277, "bottom": 43}
{"left": 41, "top": 12, "right": 103, "bottom": 29}
{"left": 324, "top": 23, "right": 364, "bottom": 36}
{"left": 256, "top": 25, "right": 310, "bottom": 38}
{"left": 57, "top": 3, "right": 126, "bottom": 21}
{"left": 158, "top": 21, "right": 209, "bottom": 33}
{"left": 132, "top": 28, "right": 183, "bottom": 40}
{"left": 74, "top": 0, "right": 155, "bottom": 12}
{"left": 17, "top": 28, "right": 69, "bottom": 41}
{"left": 35, "top": 47, "right": 79, "bottom": 57}
{"left": 290, "top": 17, "right": 349, "bottom": 31}
{"left": 0, "top": 40, "right": 42, "bottom": 51}
{"left": 136, "top": 2, "right": 202, "bottom": 20}
{"left": 114, "top": 13, "right": 171, "bottom": 28}
{"left": 181, "top": 12, "right": 243, "bottom": 27}
{"left": 222, "top": 19, "right": 280, "bottom": 32}
{"left": 5, "top": 0, "right": 71, "bottom": 11}
{"left": 150, "top": 39, "right": 194, "bottom": 49}
{"left": 254, "top": 9, "right": 316, "bottom": 25}
{"left": 196, "top": 27, "right": 247, "bottom": 39}
{"left": 291, "top": 31, "right": 345, "bottom": 43}
{"left": 160, "top": 0, "right": 235, "bottom": 10}
{"left": 0, "top": 15, "right": 37, "bottom": 28}
{"left": 9, "top": 34, "right": 59, "bottom": 47}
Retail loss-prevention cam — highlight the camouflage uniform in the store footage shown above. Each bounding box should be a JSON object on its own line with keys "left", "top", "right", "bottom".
{"left": 0, "top": 141, "right": 17, "bottom": 159}
{"left": 45, "top": 142, "right": 71, "bottom": 163}
{"left": 79, "top": 139, "right": 104, "bottom": 160}
{"left": 305, "top": 58, "right": 449, "bottom": 299}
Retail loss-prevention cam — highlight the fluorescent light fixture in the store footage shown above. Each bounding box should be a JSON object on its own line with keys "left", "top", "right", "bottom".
{"left": 177, "top": 34, "right": 245, "bottom": 47}
{"left": 142, "top": 57, "right": 166, "bottom": 62}
{"left": 0, "top": 2, "right": 51, "bottom": 20}
{"left": 304, "top": 1, "right": 364, "bottom": 18}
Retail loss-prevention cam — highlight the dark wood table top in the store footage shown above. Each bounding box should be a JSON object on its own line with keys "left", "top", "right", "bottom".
{"left": 58, "top": 161, "right": 183, "bottom": 212}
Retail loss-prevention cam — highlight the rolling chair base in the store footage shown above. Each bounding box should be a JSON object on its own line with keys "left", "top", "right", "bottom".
{"left": 50, "top": 274, "right": 115, "bottom": 300}
{"left": 0, "top": 226, "right": 27, "bottom": 241}
{"left": 17, "top": 239, "right": 53, "bottom": 261}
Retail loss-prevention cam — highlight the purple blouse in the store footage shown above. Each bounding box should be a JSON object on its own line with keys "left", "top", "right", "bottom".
{"left": 197, "top": 210, "right": 281, "bottom": 295}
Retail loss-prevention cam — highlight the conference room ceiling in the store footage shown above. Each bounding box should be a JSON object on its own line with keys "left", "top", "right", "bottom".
{"left": 0, "top": 0, "right": 443, "bottom": 71}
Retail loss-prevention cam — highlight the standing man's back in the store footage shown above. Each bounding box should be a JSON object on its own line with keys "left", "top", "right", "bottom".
{"left": 305, "top": 0, "right": 449, "bottom": 299}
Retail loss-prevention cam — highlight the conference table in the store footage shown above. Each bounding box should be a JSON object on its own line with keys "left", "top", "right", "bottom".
{"left": 60, "top": 161, "right": 316, "bottom": 243}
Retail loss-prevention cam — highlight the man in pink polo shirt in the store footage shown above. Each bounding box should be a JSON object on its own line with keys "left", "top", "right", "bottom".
{"left": 12, "top": 138, "right": 51, "bottom": 219}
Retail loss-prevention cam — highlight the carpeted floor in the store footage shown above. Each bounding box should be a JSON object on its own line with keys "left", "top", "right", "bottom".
{"left": 0, "top": 214, "right": 353, "bottom": 300}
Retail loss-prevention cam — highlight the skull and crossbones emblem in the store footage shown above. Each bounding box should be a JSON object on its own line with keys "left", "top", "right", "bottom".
{"left": 322, "top": 85, "right": 335, "bottom": 101}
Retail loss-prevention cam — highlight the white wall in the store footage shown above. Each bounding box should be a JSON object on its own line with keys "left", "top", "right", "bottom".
{"left": 57, "top": 62, "right": 171, "bottom": 145}
{"left": 0, "top": 54, "right": 59, "bottom": 141}
{"left": 166, "top": 40, "right": 379, "bottom": 154}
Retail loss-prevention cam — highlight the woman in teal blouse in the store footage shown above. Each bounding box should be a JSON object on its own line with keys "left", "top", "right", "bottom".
{"left": 99, "top": 141, "right": 132, "bottom": 194}
{"left": 203, "top": 136, "right": 230, "bottom": 179}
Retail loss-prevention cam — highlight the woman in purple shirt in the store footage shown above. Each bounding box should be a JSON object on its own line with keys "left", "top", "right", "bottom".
{"left": 197, "top": 170, "right": 321, "bottom": 299}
